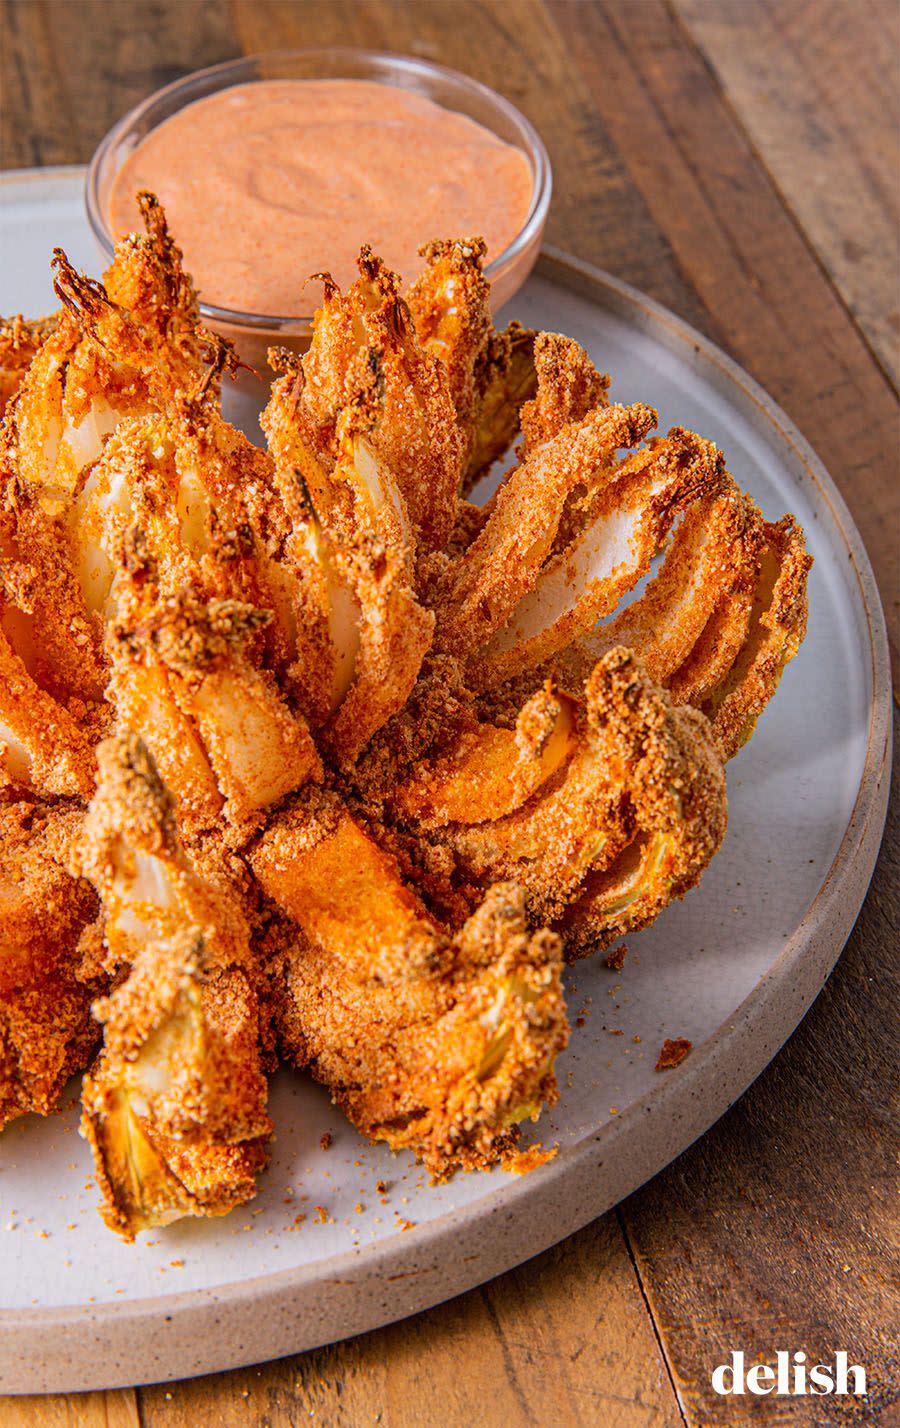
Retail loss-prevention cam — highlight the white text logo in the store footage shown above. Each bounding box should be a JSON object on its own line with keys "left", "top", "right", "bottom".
{"left": 711, "top": 1351, "right": 867, "bottom": 1397}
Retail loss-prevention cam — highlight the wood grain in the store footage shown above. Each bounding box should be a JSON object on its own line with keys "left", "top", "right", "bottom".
{"left": 621, "top": 705, "right": 900, "bottom": 1426}
{"left": 0, "top": 1, "right": 896, "bottom": 1423}
{"left": 0, "top": 0, "right": 239, "bottom": 169}
{"left": 675, "top": 0, "right": 900, "bottom": 393}
{"left": 0, "top": 1390, "right": 138, "bottom": 1427}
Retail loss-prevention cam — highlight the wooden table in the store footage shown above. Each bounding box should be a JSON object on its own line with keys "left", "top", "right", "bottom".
{"left": 1, "top": 2, "right": 897, "bottom": 1423}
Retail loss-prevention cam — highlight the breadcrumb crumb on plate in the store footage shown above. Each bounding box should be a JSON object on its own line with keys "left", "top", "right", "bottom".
{"left": 501, "top": 1142, "right": 558, "bottom": 1176}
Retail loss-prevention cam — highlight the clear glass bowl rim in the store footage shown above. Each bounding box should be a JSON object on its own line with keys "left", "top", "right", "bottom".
{"left": 85, "top": 47, "right": 552, "bottom": 331}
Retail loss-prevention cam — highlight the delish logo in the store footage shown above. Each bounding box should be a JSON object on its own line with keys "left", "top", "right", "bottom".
{"left": 711, "top": 1351, "right": 867, "bottom": 1398}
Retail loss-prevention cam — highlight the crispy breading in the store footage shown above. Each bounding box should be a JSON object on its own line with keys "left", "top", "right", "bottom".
{"left": 553, "top": 650, "right": 728, "bottom": 956}
{"left": 278, "top": 248, "right": 465, "bottom": 553}
{"left": 406, "top": 237, "right": 493, "bottom": 451}
{"left": 0, "top": 314, "right": 56, "bottom": 418}
{"left": 0, "top": 211, "right": 812, "bottom": 1238}
{"left": 559, "top": 486, "right": 764, "bottom": 689}
{"left": 388, "top": 683, "right": 577, "bottom": 829}
{"left": 0, "top": 801, "right": 101, "bottom": 1127}
{"left": 262, "top": 875, "right": 567, "bottom": 1178}
{"left": 0, "top": 204, "right": 216, "bottom": 802}
{"left": 110, "top": 570, "right": 321, "bottom": 835}
{"left": 467, "top": 426, "right": 728, "bottom": 685}
{"left": 0, "top": 231, "right": 204, "bottom": 513}
{"left": 435, "top": 402, "right": 659, "bottom": 658}
{"left": 78, "top": 733, "right": 272, "bottom": 1239}
{"left": 0, "top": 622, "right": 98, "bottom": 796}
{"left": 519, "top": 331, "right": 611, "bottom": 453}
{"left": 701, "top": 515, "right": 812, "bottom": 758}
{"left": 263, "top": 342, "right": 435, "bottom": 764}
{"left": 401, "top": 649, "right": 726, "bottom": 933}
{"left": 461, "top": 321, "right": 538, "bottom": 495}
{"left": 251, "top": 788, "right": 449, "bottom": 986}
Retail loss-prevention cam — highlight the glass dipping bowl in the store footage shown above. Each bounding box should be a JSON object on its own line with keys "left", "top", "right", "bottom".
{"left": 85, "top": 48, "right": 552, "bottom": 409}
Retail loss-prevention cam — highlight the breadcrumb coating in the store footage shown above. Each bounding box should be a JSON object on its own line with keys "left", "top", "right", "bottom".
{"left": 0, "top": 197, "right": 811, "bottom": 1237}
{"left": 0, "top": 314, "right": 56, "bottom": 418}
{"left": 461, "top": 322, "right": 538, "bottom": 495}
{"left": 78, "top": 733, "right": 272, "bottom": 1239}
{"left": 262, "top": 879, "right": 567, "bottom": 1179}
{"left": 0, "top": 800, "right": 102, "bottom": 1127}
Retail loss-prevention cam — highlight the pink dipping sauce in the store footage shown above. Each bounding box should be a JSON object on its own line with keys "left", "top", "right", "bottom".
{"left": 109, "top": 78, "right": 534, "bottom": 315}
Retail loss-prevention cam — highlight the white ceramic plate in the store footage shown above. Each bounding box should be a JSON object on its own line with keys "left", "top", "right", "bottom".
{"left": 0, "top": 168, "right": 890, "bottom": 1394}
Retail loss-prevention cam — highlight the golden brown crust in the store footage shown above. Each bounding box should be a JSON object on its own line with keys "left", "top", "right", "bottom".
{"left": 271, "top": 248, "right": 465, "bottom": 554}
{"left": 462, "top": 321, "right": 538, "bottom": 495}
{"left": 388, "top": 684, "right": 577, "bottom": 829}
{"left": 519, "top": 331, "right": 610, "bottom": 452}
{"left": 77, "top": 733, "right": 272, "bottom": 1239}
{"left": 434, "top": 402, "right": 659, "bottom": 659}
{"left": 406, "top": 237, "right": 493, "bottom": 457}
{"left": 0, "top": 216, "right": 812, "bottom": 1236}
{"left": 398, "top": 649, "right": 727, "bottom": 943}
{"left": 563, "top": 487, "right": 763, "bottom": 688}
{"left": 701, "top": 515, "right": 812, "bottom": 759}
{"left": 264, "top": 879, "right": 567, "bottom": 1178}
{"left": 554, "top": 652, "right": 728, "bottom": 957}
{"left": 0, "top": 800, "right": 101, "bottom": 1128}
{"left": 250, "top": 790, "right": 449, "bottom": 986}
{"left": 81, "top": 1090, "right": 269, "bottom": 1241}
{"left": 467, "top": 426, "right": 728, "bottom": 686}
{"left": 1, "top": 979, "right": 100, "bottom": 1128}
{"left": 655, "top": 1037, "right": 693, "bottom": 1071}
{"left": 0, "top": 314, "right": 56, "bottom": 418}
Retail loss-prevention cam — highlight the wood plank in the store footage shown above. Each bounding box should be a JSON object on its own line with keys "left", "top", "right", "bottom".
{"left": 674, "top": 0, "right": 900, "bottom": 393}
{"left": 138, "top": 1211, "right": 684, "bottom": 1427}
{"left": 548, "top": 0, "right": 900, "bottom": 684}
{"left": 620, "top": 705, "right": 900, "bottom": 1425}
{"left": 0, "top": 1390, "right": 139, "bottom": 1428}
{"left": 0, "top": 0, "right": 239, "bottom": 169}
